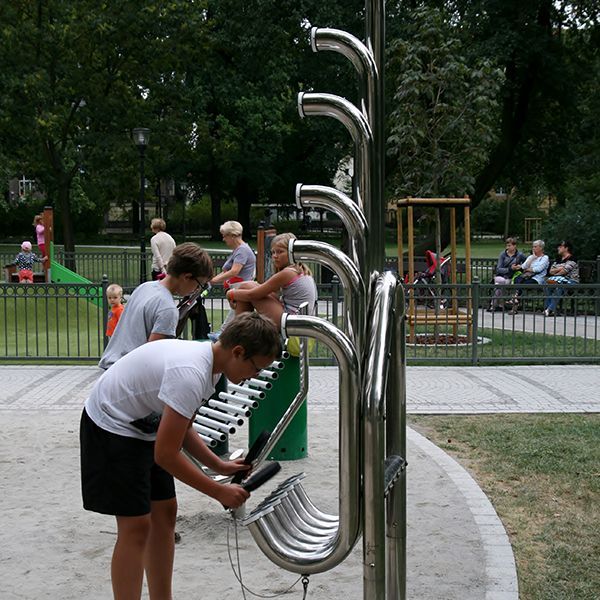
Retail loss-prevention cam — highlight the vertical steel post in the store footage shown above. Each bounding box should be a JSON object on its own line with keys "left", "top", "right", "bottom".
{"left": 386, "top": 283, "right": 406, "bottom": 599}
{"left": 138, "top": 146, "right": 147, "bottom": 284}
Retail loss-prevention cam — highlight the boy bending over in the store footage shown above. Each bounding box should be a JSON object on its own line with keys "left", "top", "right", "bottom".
{"left": 80, "top": 312, "right": 281, "bottom": 599}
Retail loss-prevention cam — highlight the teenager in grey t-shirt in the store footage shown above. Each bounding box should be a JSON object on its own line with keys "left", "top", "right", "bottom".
{"left": 99, "top": 281, "right": 178, "bottom": 369}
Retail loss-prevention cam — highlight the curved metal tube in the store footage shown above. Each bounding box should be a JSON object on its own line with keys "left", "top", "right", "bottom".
{"left": 295, "top": 183, "right": 368, "bottom": 272}
{"left": 247, "top": 315, "right": 361, "bottom": 574}
{"left": 293, "top": 484, "right": 339, "bottom": 523}
{"left": 283, "top": 490, "right": 338, "bottom": 531}
{"left": 298, "top": 92, "right": 372, "bottom": 212}
{"left": 289, "top": 238, "right": 364, "bottom": 349}
{"left": 277, "top": 500, "right": 335, "bottom": 539}
{"left": 311, "top": 27, "right": 378, "bottom": 100}
{"left": 362, "top": 271, "right": 398, "bottom": 598}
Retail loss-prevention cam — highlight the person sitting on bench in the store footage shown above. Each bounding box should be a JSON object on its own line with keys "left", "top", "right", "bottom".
{"left": 543, "top": 240, "right": 579, "bottom": 317}
{"left": 225, "top": 232, "right": 317, "bottom": 330}
{"left": 508, "top": 240, "right": 549, "bottom": 313}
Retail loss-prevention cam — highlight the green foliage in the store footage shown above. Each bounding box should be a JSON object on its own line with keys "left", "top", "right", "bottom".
{"left": 473, "top": 192, "right": 544, "bottom": 239}
{"left": 543, "top": 195, "right": 600, "bottom": 261}
{"left": 386, "top": 5, "right": 502, "bottom": 198}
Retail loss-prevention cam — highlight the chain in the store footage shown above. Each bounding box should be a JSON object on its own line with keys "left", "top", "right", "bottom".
{"left": 301, "top": 575, "right": 310, "bottom": 599}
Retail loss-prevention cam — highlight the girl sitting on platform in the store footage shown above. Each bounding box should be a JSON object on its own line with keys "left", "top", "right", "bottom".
{"left": 226, "top": 232, "right": 317, "bottom": 329}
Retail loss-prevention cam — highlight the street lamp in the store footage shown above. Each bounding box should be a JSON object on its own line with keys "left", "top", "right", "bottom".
{"left": 132, "top": 127, "right": 150, "bottom": 284}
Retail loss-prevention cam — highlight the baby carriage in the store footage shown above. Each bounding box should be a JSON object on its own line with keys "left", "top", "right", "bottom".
{"left": 404, "top": 250, "right": 451, "bottom": 309}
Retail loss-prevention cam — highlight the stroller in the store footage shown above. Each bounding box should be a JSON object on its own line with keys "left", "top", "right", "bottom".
{"left": 404, "top": 250, "right": 451, "bottom": 309}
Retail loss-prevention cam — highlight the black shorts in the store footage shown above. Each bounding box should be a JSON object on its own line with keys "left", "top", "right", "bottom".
{"left": 80, "top": 408, "right": 175, "bottom": 517}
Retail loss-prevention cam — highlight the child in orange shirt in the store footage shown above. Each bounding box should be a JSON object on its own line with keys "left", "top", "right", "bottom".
{"left": 106, "top": 284, "right": 124, "bottom": 337}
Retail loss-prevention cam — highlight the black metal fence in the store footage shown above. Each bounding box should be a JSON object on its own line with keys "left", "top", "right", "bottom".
{"left": 0, "top": 281, "right": 106, "bottom": 361}
{"left": 2, "top": 247, "right": 599, "bottom": 288}
{"left": 403, "top": 281, "right": 599, "bottom": 364}
{"left": 1, "top": 278, "right": 598, "bottom": 364}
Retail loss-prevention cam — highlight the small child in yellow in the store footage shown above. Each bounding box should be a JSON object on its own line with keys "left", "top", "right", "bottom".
{"left": 105, "top": 283, "right": 124, "bottom": 337}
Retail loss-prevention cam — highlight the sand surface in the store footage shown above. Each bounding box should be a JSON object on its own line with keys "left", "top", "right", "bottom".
{"left": 0, "top": 404, "right": 489, "bottom": 600}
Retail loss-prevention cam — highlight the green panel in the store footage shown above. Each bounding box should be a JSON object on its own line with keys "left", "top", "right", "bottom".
{"left": 49, "top": 242, "right": 103, "bottom": 307}
{"left": 249, "top": 354, "right": 307, "bottom": 460}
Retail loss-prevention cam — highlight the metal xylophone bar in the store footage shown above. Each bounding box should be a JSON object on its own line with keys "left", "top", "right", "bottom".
{"left": 192, "top": 357, "right": 286, "bottom": 468}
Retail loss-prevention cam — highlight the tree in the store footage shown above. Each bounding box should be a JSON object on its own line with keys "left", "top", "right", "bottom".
{"left": 387, "top": 0, "right": 599, "bottom": 251}
{"left": 387, "top": 5, "right": 501, "bottom": 198}
{"left": 0, "top": 1, "right": 200, "bottom": 261}
{"left": 189, "top": 0, "right": 364, "bottom": 238}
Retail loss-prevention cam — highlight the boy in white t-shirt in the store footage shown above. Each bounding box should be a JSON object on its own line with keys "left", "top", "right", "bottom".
{"left": 80, "top": 312, "right": 282, "bottom": 599}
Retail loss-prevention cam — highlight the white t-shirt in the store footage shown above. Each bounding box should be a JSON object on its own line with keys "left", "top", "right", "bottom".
{"left": 151, "top": 231, "right": 176, "bottom": 272}
{"left": 87, "top": 339, "right": 219, "bottom": 441}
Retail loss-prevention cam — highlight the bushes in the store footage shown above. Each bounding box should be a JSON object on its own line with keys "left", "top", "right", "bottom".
{"left": 543, "top": 195, "right": 600, "bottom": 260}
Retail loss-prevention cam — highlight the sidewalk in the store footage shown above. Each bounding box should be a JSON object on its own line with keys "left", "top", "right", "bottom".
{"left": 2, "top": 364, "right": 598, "bottom": 599}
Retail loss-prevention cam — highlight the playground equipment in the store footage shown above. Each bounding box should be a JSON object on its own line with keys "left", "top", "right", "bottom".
{"left": 234, "top": 4, "right": 406, "bottom": 599}
{"left": 524, "top": 217, "right": 542, "bottom": 244}
{"left": 397, "top": 197, "right": 473, "bottom": 341}
{"left": 177, "top": 4, "right": 406, "bottom": 597}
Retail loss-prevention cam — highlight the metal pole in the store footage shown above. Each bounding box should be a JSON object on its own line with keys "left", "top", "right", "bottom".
{"left": 182, "top": 191, "right": 187, "bottom": 242}
{"left": 139, "top": 146, "right": 147, "bottom": 284}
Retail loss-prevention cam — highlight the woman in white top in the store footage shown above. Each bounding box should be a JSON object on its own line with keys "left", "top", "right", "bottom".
{"left": 150, "top": 218, "right": 176, "bottom": 280}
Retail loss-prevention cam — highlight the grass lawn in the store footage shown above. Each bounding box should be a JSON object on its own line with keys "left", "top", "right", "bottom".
{"left": 409, "top": 414, "right": 600, "bottom": 600}
{"left": 0, "top": 289, "right": 104, "bottom": 359}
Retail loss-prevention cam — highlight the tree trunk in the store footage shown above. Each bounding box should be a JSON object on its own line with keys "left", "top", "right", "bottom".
{"left": 208, "top": 169, "right": 222, "bottom": 241}
{"left": 57, "top": 180, "right": 76, "bottom": 271}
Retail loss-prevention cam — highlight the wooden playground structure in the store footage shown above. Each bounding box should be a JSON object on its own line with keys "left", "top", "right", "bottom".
{"left": 396, "top": 197, "right": 473, "bottom": 341}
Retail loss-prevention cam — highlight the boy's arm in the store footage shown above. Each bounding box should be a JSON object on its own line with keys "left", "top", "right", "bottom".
{"left": 182, "top": 424, "right": 249, "bottom": 475}
{"left": 155, "top": 406, "right": 249, "bottom": 508}
{"left": 148, "top": 332, "right": 171, "bottom": 342}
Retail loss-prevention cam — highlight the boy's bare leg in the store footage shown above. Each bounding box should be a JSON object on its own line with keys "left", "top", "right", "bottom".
{"left": 144, "top": 498, "right": 178, "bottom": 600}
{"left": 112, "top": 514, "right": 151, "bottom": 600}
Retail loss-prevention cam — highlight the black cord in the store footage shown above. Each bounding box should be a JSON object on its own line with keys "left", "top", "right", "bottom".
{"left": 227, "top": 514, "right": 305, "bottom": 598}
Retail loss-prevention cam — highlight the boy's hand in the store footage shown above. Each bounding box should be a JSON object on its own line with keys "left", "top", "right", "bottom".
{"left": 217, "top": 457, "right": 251, "bottom": 477}
{"left": 219, "top": 483, "right": 250, "bottom": 509}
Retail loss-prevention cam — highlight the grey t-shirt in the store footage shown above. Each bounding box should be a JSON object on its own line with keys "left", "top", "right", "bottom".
{"left": 223, "top": 242, "right": 256, "bottom": 281}
{"left": 98, "top": 281, "right": 178, "bottom": 369}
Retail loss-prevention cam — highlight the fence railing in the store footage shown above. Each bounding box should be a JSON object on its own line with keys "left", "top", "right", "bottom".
{"left": 1, "top": 278, "right": 598, "bottom": 363}
{"left": 403, "top": 281, "right": 599, "bottom": 364}
{"left": 3, "top": 247, "right": 599, "bottom": 288}
{"left": 0, "top": 281, "right": 106, "bottom": 361}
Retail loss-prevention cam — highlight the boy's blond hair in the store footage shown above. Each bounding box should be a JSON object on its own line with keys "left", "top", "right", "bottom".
{"left": 106, "top": 283, "right": 123, "bottom": 297}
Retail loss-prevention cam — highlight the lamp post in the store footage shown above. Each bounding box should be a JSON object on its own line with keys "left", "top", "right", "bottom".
{"left": 132, "top": 127, "right": 150, "bottom": 284}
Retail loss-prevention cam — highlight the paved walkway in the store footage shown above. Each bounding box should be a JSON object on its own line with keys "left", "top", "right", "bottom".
{"left": 476, "top": 307, "right": 599, "bottom": 339}
{"left": 1, "top": 364, "right": 598, "bottom": 599}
